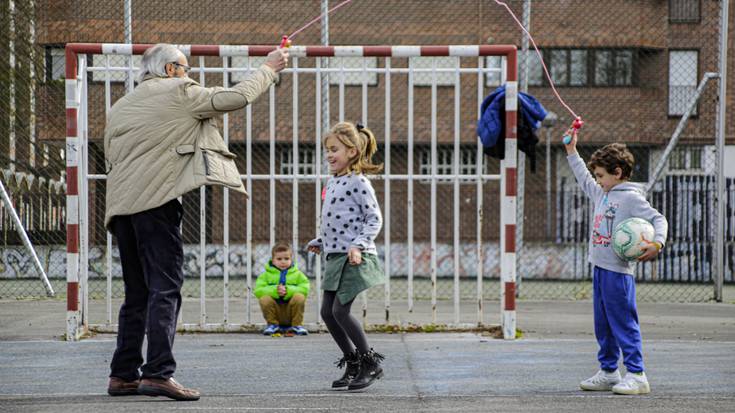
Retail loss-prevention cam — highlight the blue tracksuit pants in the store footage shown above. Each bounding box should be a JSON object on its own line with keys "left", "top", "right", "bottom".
{"left": 593, "top": 266, "right": 645, "bottom": 373}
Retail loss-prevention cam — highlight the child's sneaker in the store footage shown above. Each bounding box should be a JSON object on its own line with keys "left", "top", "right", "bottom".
{"left": 289, "top": 326, "right": 309, "bottom": 336}
{"left": 580, "top": 369, "right": 621, "bottom": 391}
{"left": 263, "top": 324, "right": 280, "bottom": 336}
{"left": 612, "top": 372, "right": 650, "bottom": 395}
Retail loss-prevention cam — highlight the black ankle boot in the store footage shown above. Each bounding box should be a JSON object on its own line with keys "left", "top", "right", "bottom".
{"left": 331, "top": 351, "right": 360, "bottom": 388}
{"left": 347, "top": 349, "right": 384, "bottom": 390}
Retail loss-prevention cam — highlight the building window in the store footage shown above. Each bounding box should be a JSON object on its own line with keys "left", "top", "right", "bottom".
{"left": 280, "top": 146, "right": 316, "bottom": 176}
{"left": 485, "top": 56, "right": 506, "bottom": 87}
{"left": 527, "top": 50, "right": 544, "bottom": 86}
{"left": 410, "top": 57, "right": 457, "bottom": 86}
{"left": 229, "top": 56, "right": 267, "bottom": 85}
{"left": 569, "top": 50, "right": 588, "bottom": 86}
{"left": 550, "top": 50, "right": 568, "bottom": 85}
{"left": 594, "top": 49, "right": 634, "bottom": 86}
{"left": 329, "top": 57, "right": 378, "bottom": 86}
{"left": 669, "top": 0, "right": 700, "bottom": 23}
{"left": 91, "top": 54, "right": 142, "bottom": 82}
{"left": 669, "top": 50, "right": 698, "bottom": 116}
{"left": 45, "top": 47, "right": 65, "bottom": 81}
{"left": 669, "top": 147, "right": 703, "bottom": 172}
{"left": 528, "top": 49, "right": 588, "bottom": 87}
{"left": 418, "top": 146, "right": 484, "bottom": 182}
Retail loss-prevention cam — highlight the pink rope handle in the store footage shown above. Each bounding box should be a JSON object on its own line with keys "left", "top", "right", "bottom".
{"left": 493, "top": 0, "right": 580, "bottom": 122}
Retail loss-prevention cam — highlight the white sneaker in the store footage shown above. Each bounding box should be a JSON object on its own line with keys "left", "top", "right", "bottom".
{"left": 612, "top": 372, "right": 651, "bottom": 395}
{"left": 580, "top": 369, "right": 622, "bottom": 391}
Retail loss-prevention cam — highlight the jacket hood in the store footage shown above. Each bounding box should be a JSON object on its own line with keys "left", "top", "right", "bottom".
{"left": 610, "top": 181, "right": 646, "bottom": 195}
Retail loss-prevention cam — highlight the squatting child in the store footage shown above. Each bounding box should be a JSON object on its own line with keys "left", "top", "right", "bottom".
{"left": 254, "top": 243, "right": 310, "bottom": 336}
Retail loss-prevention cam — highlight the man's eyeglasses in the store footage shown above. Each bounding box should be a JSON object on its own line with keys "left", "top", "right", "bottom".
{"left": 169, "top": 62, "right": 191, "bottom": 73}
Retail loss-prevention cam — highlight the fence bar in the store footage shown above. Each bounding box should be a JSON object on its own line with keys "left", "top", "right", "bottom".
{"left": 292, "top": 57, "right": 299, "bottom": 272}
{"left": 476, "top": 57, "right": 484, "bottom": 326}
{"left": 106, "top": 231, "right": 112, "bottom": 323}
{"left": 86, "top": 65, "right": 505, "bottom": 75}
{"left": 222, "top": 56, "right": 230, "bottom": 324}
{"left": 102, "top": 55, "right": 113, "bottom": 324}
{"left": 647, "top": 73, "right": 718, "bottom": 194}
{"left": 361, "top": 57, "right": 369, "bottom": 325}
{"left": 88, "top": 173, "right": 503, "bottom": 182}
{"left": 715, "top": 0, "right": 729, "bottom": 302}
{"left": 198, "top": 57, "right": 207, "bottom": 326}
{"left": 453, "top": 57, "right": 461, "bottom": 324}
{"left": 245, "top": 63, "right": 254, "bottom": 323}
{"left": 339, "top": 64, "right": 345, "bottom": 122}
{"left": 430, "top": 58, "right": 438, "bottom": 323}
{"left": 269, "top": 85, "right": 276, "bottom": 249}
{"left": 80, "top": 57, "right": 90, "bottom": 330}
{"left": 314, "top": 58, "right": 323, "bottom": 325}
{"left": 384, "top": 57, "right": 392, "bottom": 323}
{"left": 407, "top": 61, "right": 414, "bottom": 316}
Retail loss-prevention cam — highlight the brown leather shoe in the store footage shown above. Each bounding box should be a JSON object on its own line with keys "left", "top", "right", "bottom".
{"left": 137, "top": 377, "right": 200, "bottom": 401}
{"left": 107, "top": 377, "right": 140, "bottom": 396}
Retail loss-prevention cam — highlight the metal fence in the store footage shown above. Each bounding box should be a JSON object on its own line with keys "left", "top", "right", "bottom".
{"left": 0, "top": 1, "right": 732, "bottom": 311}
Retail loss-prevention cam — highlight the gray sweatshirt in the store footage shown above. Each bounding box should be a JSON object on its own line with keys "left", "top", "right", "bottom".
{"left": 308, "top": 173, "right": 382, "bottom": 255}
{"left": 568, "top": 153, "right": 668, "bottom": 275}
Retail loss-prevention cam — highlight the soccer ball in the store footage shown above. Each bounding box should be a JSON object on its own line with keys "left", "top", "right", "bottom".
{"left": 612, "top": 217, "right": 655, "bottom": 261}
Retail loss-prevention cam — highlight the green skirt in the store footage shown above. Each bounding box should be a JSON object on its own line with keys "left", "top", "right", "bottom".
{"left": 322, "top": 253, "right": 384, "bottom": 305}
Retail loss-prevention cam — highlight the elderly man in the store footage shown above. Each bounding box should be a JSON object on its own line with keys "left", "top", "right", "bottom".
{"left": 104, "top": 43, "right": 288, "bottom": 401}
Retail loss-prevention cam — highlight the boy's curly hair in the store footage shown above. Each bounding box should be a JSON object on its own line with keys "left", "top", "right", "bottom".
{"left": 587, "top": 143, "right": 635, "bottom": 180}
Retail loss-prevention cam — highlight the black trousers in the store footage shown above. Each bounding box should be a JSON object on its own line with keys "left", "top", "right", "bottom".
{"left": 109, "top": 199, "right": 184, "bottom": 381}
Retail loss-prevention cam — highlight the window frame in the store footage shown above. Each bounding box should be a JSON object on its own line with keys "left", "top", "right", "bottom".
{"left": 44, "top": 45, "right": 66, "bottom": 82}
{"left": 328, "top": 56, "right": 379, "bottom": 87}
{"left": 279, "top": 145, "right": 317, "bottom": 177}
{"left": 527, "top": 48, "right": 590, "bottom": 88}
{"left": 667, "top": 49, "right": 700, "bottom": 118}
{"left": 592, "top": 49, "right": 636, "bottom": 87}
{"left": 89, "top": 54, "right": 142, "bottom": 83}
{"left": 667, "top": 146, "right": 705, "bottom": 174}
{"left": 669, "top": 0, "right": 701, "bottom": 24}
{"left": 485, "top": 55, "right": 507, "bottom": 87}
{"left": 409, "top": 56, "right": 459, "bottom": 87}
{"left": 417, "top": 145, "right": 487, "bottom": 183}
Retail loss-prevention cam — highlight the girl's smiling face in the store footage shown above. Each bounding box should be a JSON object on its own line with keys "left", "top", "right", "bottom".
{"left": 325, "top": 136, "right": 357, "bottom": 175}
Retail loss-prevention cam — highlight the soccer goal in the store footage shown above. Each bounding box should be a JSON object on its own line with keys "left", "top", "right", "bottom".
{"left": 64, "top": 43, "right": 519, "bottom": 341}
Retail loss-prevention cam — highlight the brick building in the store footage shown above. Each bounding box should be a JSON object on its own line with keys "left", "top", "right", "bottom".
{"left": 4, "top": 0, "right": 733, "bottom": 249}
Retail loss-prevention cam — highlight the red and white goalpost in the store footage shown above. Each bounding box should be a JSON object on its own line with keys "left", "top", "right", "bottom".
{"left": 64, "top": 43, "right": 518, "bottom": 341}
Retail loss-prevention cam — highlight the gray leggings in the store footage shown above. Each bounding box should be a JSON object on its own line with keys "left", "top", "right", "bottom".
{"left": 321, "top": 291, "right": 369, "bottom": 356}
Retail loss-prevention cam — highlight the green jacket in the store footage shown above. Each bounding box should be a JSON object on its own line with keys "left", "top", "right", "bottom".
{"left": 254, "top": 261, "right": 311, "bottom": 301}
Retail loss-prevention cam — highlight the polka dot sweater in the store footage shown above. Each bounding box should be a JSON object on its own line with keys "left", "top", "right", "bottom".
{"left": 308, "top": 173, "right": 382, "bottom": 255}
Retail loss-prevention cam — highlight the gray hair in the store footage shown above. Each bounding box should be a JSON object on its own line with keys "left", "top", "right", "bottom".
{"left": 136, "top": 43, "right": 185, "bottom": 83}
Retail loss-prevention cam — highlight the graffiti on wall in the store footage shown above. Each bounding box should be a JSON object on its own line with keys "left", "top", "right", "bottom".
{"left": 0, "top": 242, "right": 596, "bottom": 280}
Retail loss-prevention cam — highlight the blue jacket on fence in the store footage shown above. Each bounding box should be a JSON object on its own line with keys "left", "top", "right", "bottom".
{"left": 477, "top": 85, "right": 548, "bottom": 148}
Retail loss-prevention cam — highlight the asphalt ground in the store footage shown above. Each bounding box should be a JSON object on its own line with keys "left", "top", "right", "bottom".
{"left": 1, "top": 299, "right": 734, "bottom": 412}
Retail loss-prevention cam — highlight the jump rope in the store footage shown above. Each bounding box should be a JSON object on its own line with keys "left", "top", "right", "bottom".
{"left": 277, "top": 0, "right": 583, "bottom": 144}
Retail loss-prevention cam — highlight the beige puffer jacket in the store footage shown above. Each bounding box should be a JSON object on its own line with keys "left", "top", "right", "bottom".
{"left": 103, "top": 65, "right": 276, "bottom": 228}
